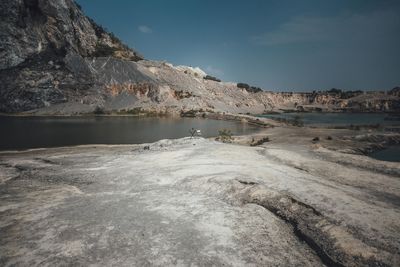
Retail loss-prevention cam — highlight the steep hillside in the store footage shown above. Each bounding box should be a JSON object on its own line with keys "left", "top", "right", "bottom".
{"left": 0, "top": 0, "right": 142, "bottom": 112}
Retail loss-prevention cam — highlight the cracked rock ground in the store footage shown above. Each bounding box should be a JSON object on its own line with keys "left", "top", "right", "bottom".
{"left": 0, "top": 138, "right": 399, "bottom": 266}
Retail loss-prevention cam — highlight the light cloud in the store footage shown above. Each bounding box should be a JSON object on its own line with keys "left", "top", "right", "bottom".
{"left": 138, "top": 25, "right": 152, "bottom": 33}
{"left": 252, "top": 17, "right": 333, "bottom": 45}
{"left": 206, "top": 65, "right": 224, "bottom": 76}
{"left": 248, "top": 8, "right": 400, "bottom": 90}
{"left": 251, "top": 10, "right": 400, "bottom": 46}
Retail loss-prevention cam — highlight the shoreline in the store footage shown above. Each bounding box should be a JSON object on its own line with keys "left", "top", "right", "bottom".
{"left": 1, "top": 112, "right": 399, "bottom": 160}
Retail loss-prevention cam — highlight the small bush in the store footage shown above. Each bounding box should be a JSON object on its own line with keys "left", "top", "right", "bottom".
{"left": 126, "top": 108, "right": 142, "bottom": 115}
{"left": 174, "top": 90, "right": 193, "bottom": 100}
{"left": 92, "top": 42, "right": 117, "bottom": 57}
{"left": 250, "top": 137, "right": 270, "bottom": 146}
{"left": 115, "top": 108, "right": 142, "bottom": 115}
{"left": 237, "top": 83, "right": 262, "bottom": 93}
{"left": 237, "top": 83, "right": 250, "bottom": 89}
{"left": 204, "top": 75, "right": 221, "bottom": 82}
{"left": 312, "top": 137, "right": 320, "bottom": 142}
{"left": 327, "top": 88, "right": 342, "bottom": 94}
{"left": 216, "top": 129, "right": 233, "bottom": 143}
{"left": 326, "top": 136, "right": 333, "bottom": 140}
{"left": 93, "top": 106, "right": 105, "bottom": 114}
{"left": 248, "top": 86, "right": 262, "bottom": 93}
{"left": 180, "top": 110, "right": 197, "bottom": 117}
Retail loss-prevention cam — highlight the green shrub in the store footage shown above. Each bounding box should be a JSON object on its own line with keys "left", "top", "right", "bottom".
{"left": 204, "top": 75, "right": 221, "bottom": 82}
{"left": 92, "top": 42, "right": 117, "bottom": 57}
{"left": 216, "top": 129, "right": 233, "bottom": 143}
{"left": 128, "top": 108, "right": 142, "bottom": 115}
{"left": 250, "top": 137, "right": 270, "bottom": 146}
{"left": 180, "top": 110, "right": 197, "bottom": 117}
{"left": 237, "top": 83, "right": 262, "bottom": 93}
{"left": 312, "top": 137, "right": 320, "bottom": 142}
{"left": 237, "top": 83, "right": 250, "bottom": 89}
{"left": 174, "top": 90, "right": 193, "bottom": 99}
{"left": 93, "top": 106, "right": 105, "bottom": 114}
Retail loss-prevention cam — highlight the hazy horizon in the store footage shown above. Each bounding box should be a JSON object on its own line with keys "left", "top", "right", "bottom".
{"left": 77, "top": 0, "right": 400, "bottom": 92}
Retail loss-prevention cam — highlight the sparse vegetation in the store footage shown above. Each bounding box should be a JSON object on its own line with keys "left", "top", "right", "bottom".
{"left": 204, "top": 75, "right": 221, "bottom": 82}
{"left": 92, "top": 42, "right": 117, "bottom": 57}
{"left": 174, "top": 90, "right": 194, "bottom": 100}
{"left": 108, "top": 108, "right": 166, "bottom": 117}
{"left": 237, "top": 83, "right": 250, "bottom": 89}
{"left": 270, "top": 116, "right": 305, "bottom": 127}
{"left": 248, "top": 86, "right": 263, "bottom": 93}
{"left": 269, "top": 115, "right": 304, "bottom": 127}
{"left": 85, "top": 20, "right": 142, "bottom": 60}
{"left": 312, "top": 137, "right": 320, "bottom": 142}
{"left": 325, "top": 88, "right": 363, "bottom": 99}
{"left": 108, "top": 31, "right": 122, "bottom": 44}
{"left": 327, "top": 88, "right": 342, "bottom": 94}
{"left": 216, "top": 129, "right": 233, "bottom": 143}
{"left": 116, "top": 107, "right": 142, "bottom": 115}
{"left": 237, "top": 83, "right": 263, "bottom": 93}
{"left": 180, "top": 110, "right": 197, "bottom": 117}
{"left": 75, "top": 2, "right": 83, "bottom": 11}
{"left": 93, "top": 106, "right": 105, "bottom": 115}
{"left": 250, "top": 137, "right": 270, "bottom": 146}
{"left": 87, "top": 17, "right": 104, "bottom": 37}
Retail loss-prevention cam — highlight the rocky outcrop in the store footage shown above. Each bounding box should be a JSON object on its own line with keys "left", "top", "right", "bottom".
{"left": 0, "top": 0, "right": 142, "bottom": 112}
{"left": 0, "top": 0, "right": 142, "bottom": 70}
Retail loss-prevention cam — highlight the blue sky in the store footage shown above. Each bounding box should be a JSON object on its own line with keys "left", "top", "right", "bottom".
{"left": 76, "top": 0, "right": 400, "bottom": 91}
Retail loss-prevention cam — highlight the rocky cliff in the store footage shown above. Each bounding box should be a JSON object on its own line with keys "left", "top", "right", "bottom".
{"left": 0, "top": 0, "right": 142, "bottom": 112}
{"left": 0, "top": 0, "right": 399, "bottom": 114}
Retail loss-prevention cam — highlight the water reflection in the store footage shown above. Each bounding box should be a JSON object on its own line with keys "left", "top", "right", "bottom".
{"left": 0, "top": 116, "right": 259, "bottom": 150}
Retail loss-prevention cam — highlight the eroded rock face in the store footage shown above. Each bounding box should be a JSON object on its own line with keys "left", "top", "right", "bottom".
{"left": 0, "top": 0, "right": 141, "bottom": 70}
{"left": 0, "top": 0, "right": 142, "bottom": 112}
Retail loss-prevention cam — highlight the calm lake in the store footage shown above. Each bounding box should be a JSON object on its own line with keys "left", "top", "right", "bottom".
{"left": 369, "top": 146, "right": 400, "bottom": 162}
{"left": 259, "top": 112, "right": 400, "bottom": 126}
{"left": 0, "top": 116, "right": 259, "bottom": 150}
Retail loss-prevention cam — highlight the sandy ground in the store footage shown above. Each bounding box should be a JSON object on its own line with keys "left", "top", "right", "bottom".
{"left": 0, "top": 132, "right": 399, "bottom": 266}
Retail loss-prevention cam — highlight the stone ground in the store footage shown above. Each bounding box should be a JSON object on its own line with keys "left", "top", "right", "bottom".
{"left": 0, "top": 135, "right": 399, "bottom": 266}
